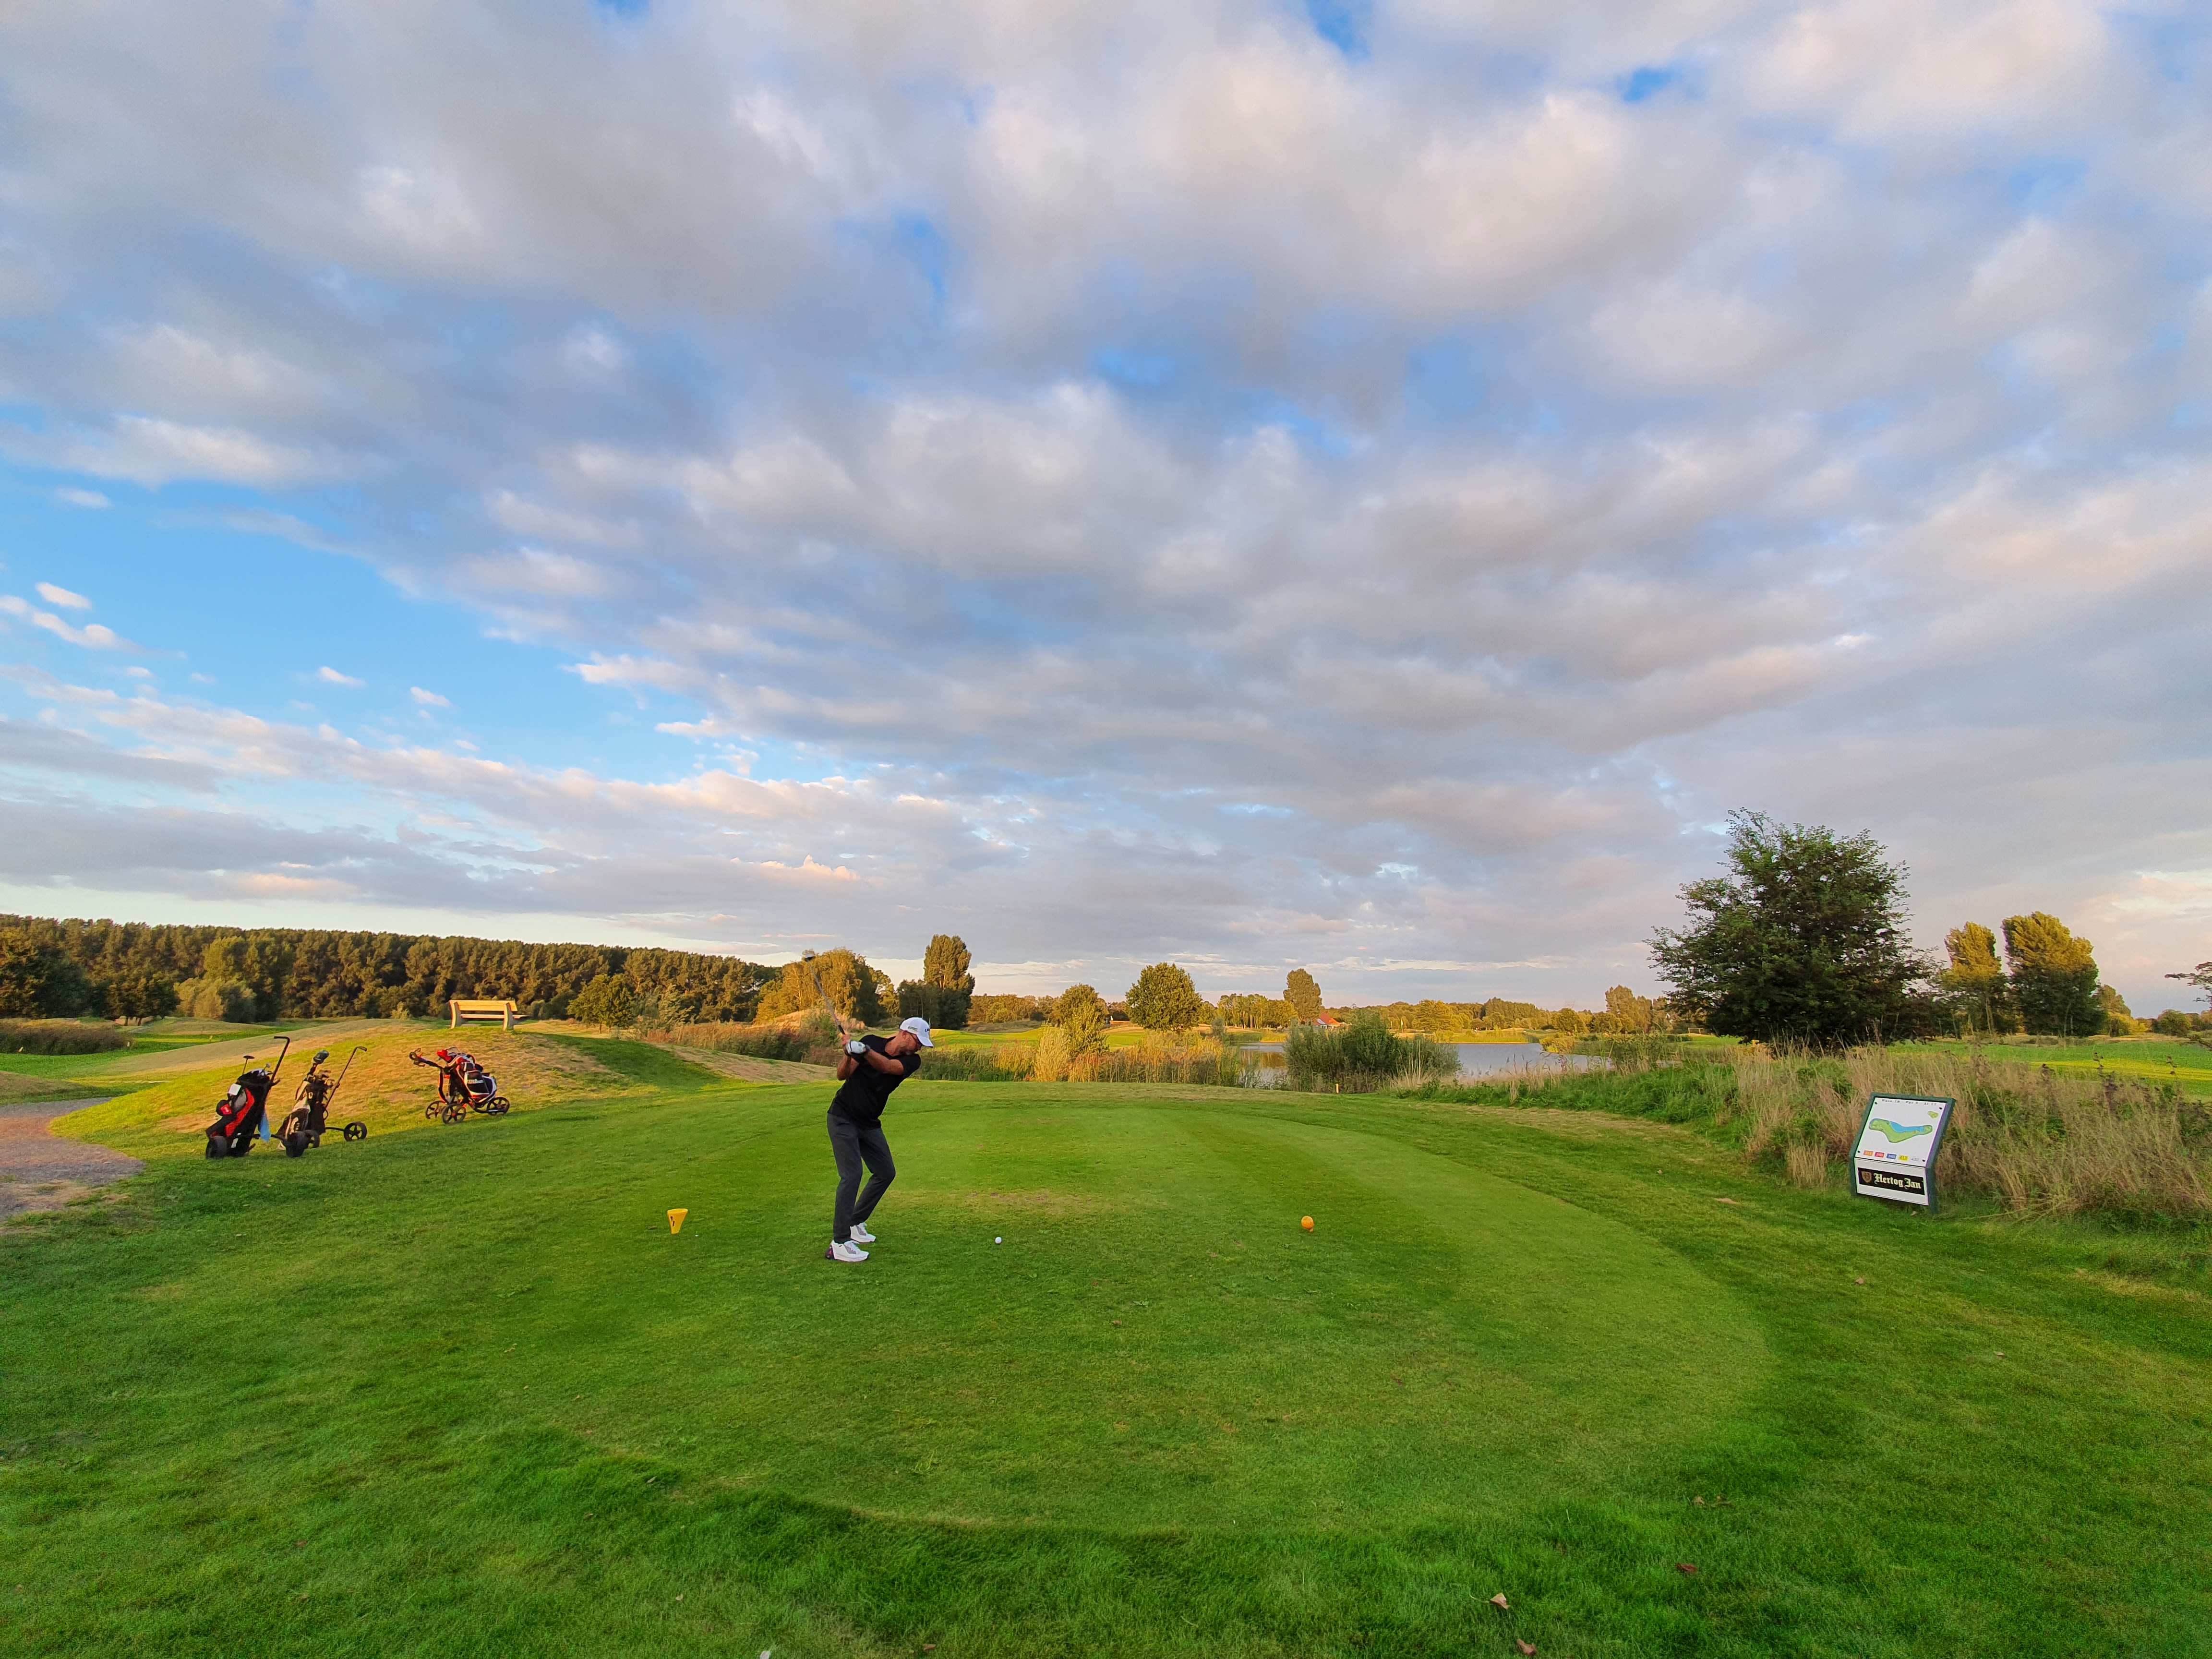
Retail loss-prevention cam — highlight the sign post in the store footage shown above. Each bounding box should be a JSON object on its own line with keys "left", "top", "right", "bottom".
{"left": 1851, "top": 1093, "right": 1955, "bottom": 1211}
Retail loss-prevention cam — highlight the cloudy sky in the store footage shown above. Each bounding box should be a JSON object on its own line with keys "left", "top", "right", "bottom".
{"left": 0, "top": 0, "right": 2206, "bottom": 1009}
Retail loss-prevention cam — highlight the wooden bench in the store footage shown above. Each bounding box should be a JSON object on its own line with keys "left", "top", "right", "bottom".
{"left": 450, "top": 998, "right": 520, "bottom": 1031}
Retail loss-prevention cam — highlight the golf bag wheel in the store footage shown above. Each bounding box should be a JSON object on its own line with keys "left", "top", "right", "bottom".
{"left": 204, "top": 1135, "right": 226, "bottom": 1160}
{"left": 279, "top": 1109, "right": 311, "bottom": 1157}
{"left": 423, "top": 1102, "right": 442, "bottom": 1121}
{"left": 284, "top": 1130, "right": 309, "bottom": 1158}
{"left": 442, "top": 1103, "right": 468, "bottom": 1124}
{"left": 342, "top": 1121, "right": 367, "bottom": 1142}
{"left": 487, "top": 1096, "right": 510, "bottom": 1116}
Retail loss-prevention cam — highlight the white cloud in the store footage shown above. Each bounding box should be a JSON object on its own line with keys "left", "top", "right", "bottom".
{"left": 316, "top": 666, "right": 363, "bottom": 687}
{"left": 54, "top": 487, "right": 109, "bottom": 509}
{"left": 0, "top": 595, "right": 134, "bottom": 651}
{"left": 0, "top": 0, "right": 2203, "bottom": 1005}
{"left": 35, "top": 582, "right": 91, "bottom": 610}
{"left": 47, "top": 416, "right": 347, "bottom": 489}
{"left": 409, "top": 686, "right": 450, "bottom": 707}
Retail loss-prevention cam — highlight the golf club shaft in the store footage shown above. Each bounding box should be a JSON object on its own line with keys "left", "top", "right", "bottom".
{"left": 804, "top": 959, "right": 850, "bottom": 1041}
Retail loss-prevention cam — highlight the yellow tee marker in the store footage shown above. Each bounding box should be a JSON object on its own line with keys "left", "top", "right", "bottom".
{"left": 667, "top": 1208, "right": 688, "bottom": 1235}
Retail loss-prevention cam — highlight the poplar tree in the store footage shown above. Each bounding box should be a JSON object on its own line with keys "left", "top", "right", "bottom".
{"left": 1938, "top": 922, "right": 2013, "bottom": 1034}
{"left": 1284, "top": 968, "right": 1324, "bottom": 1023}
{"left": 2001, "top": 913, "right": 2102, "bottom": 1037}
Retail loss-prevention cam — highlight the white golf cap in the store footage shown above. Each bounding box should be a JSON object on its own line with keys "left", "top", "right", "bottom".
{"left": 899, "top": 1016, "right": 935, "bottom": 1047}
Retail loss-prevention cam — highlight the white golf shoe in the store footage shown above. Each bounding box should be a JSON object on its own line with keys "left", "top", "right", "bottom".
{"left": 828, "top": 1238, "right": 868, "bottom": 1262}
{"left": 848, "top": 1221, "right": 876, "bottom": 1244}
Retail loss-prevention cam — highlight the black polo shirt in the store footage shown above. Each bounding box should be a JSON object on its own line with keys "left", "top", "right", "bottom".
{"left": 829, "top": 1034, "right": 920, "bottom": 1126}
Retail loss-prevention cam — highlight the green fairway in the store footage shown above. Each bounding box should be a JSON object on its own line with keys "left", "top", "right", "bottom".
{"left": 1893, "top": 1037, "right": 2212, "bottom": 1096}
{"left": 4, "top": 1080, "right": 2208, "bottom": 1656}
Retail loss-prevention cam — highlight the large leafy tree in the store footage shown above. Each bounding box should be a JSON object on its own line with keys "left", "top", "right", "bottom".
{"left": 1050, "top": 984, "right": 1109, "bottom": 1058}
{"left": 1283, "top": 968, "right": 1323, "bottom": 1023}
{"left": 0, "top": 927, "right": 92, "bottom": 1017}
{"left": 569, "top": 973, "right": 639, "bottom": 1029}
{"left": 1648, "top": 811, "right": 1928, "bottom": 1047}
{"left": 1127, "top": 963, "right": 1208, "bottom": 1033}
{"left": 757, "top": 950, "right": 888, "bottom": 1025}
{"left": 2001, "top": 913, "right": 2102, "bottom": 1036}
{"left": 0, "top": 928, "right": 52, "bottom": 1017}
{"left": 1937, "top": 922, "right": 2013, "bottom": 1034}
{"left": 897, "top": 933, "right": 975, "bottom": 1029}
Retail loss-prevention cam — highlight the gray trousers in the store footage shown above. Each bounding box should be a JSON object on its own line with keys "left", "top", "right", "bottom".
{"left": 828, "top": 1110, "right": 895, "bottom": 1243}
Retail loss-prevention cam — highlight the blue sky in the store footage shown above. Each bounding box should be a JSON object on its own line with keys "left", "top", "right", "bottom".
{"left": 0, "top": 0, "right": 2207, "bottom": 1009}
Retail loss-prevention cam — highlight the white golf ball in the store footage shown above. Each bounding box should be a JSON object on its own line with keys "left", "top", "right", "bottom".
{"left": 995, "top": 1236, "right": 1002, "bottom": 1244}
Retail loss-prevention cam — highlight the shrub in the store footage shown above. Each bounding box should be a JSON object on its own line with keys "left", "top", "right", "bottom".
{"left": 174, "top": 976, "right": 258, "bottom": 1023}
{"left": 919, "top": 1042, "right": 1039, "bottom": 1082}
{"left": 1083, "top": 1033, "right": 1251, "bottom": 1087}
{"left": 570, "top": 973, "right": 639, "bottom": 1029}
{"left": 1031, "top": 1025, "right": 1072, "bottom": 1082}
{"left": 0, "top": 1018, "right": 130, "bottom": 1055}
{"left": 1283, "top": 1010, "right": 1455, "bottom": 1093}
{"left": 970, "top": 994, "right": 1051, "bottom": 1024}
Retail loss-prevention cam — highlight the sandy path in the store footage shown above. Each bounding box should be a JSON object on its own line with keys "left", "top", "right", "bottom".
{"left": 0, "top": 1100, "right": 135, "bottom": 1221}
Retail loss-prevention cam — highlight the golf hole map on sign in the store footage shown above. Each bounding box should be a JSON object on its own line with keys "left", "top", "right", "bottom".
{"left": 1852, "top": 1093, "right": 1956, "bottom": 1210}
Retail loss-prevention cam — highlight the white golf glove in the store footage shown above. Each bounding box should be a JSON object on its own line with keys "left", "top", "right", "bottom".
{"left": 845, "top": 1039, "right": 868, "bottom": 1056}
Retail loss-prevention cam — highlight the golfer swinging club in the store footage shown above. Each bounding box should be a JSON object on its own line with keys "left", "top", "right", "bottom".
{"left": 826, "top": 1013, "right": 933, "bottom": 1262}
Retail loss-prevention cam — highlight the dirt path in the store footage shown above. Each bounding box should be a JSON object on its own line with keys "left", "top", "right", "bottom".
{"left": 0, "top": 1100, "right": 133, "bottom": 1221}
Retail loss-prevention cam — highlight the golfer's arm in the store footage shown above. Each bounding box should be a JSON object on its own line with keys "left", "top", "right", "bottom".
{"left": 835, "top": 1053, "right": 859, "bottom": 1080}
{"left": 860, "top": 1047, "right": 905, "bottom": 1075}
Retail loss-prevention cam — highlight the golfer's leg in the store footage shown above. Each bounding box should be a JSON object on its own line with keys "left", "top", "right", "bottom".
{"left": 850, "top": 1122, "right": 896, "bottom": 1225}
{"left": 828, "top": 1110, "right": 864, "bottom": 1243}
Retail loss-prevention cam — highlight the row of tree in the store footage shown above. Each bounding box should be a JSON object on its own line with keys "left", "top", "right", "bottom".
{"left": 0, "top": 915, "right": 779, "bottom": 1024}
{"left": 1648, "top": 812, "right": 2208, "bottom": 1046}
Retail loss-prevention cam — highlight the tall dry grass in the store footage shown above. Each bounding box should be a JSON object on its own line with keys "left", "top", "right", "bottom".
{"left": 1493, "top": 1043, "right": 2212, "bottom": 1221}
{"left": 642, "top": 1014, "right": 842, "bottom": 1067}
{"left": 907, "top": 1031, "right": 1261, "bottom": 1087}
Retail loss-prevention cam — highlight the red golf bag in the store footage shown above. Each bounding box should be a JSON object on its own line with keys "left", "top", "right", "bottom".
{"left": 205, "top": 1036, "right": 291, "bottom": 1159}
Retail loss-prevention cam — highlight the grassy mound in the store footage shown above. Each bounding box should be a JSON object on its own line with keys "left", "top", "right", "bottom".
{"left": 48, "top": 1028, "right": 735, "bottom": 1160}
{"left": 4, "top": 1081, "right": 2208, "bottom": 1655}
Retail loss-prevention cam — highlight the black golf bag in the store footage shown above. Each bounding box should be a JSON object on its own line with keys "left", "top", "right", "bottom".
{"left": 277, "top": 1046, "right": 368, "bottom": 1157}
{"left": 205, "top": 1036, "right": 291, "bottom": 1159}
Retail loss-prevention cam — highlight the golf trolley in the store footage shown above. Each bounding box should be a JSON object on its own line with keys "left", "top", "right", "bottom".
{"left": 276, "top": 1046, "right": 368, "bottom": 1157}
{"left": 409, "top": 1047, "right": 511, "bottom": 1123}
{"left": 205, "top": 1035, "right": 291, "bottom": 1159}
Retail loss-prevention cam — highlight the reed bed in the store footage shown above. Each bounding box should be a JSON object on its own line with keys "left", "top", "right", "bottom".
{"left": 0, "top": 1018, "right": 130, "bottom": 1055}
{"left": 921, "top": 1031, "right": 1260, "bottom": 1086}
{"left": 641, "top": 1015, "right": 842, "bottom": 1067}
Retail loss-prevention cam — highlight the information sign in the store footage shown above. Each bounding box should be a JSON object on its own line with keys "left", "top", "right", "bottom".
{"left": 1851, "top": 1093, "right": 1956, "bottom": 1211}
